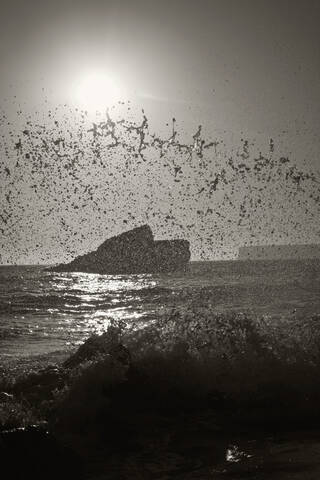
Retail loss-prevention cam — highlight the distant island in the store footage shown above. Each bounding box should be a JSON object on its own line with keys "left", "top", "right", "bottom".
{"left": 239, "top": 244, "right": 320, "bottom": 260}
{"left": 49, "top": 225, "right": 190, "bottom": 274}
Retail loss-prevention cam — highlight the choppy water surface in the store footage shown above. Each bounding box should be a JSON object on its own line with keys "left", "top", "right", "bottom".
{"left": 0, "top": 259, "right": 319, "bottom": 358}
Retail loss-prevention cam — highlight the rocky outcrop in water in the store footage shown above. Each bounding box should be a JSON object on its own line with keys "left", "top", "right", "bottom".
{"left": 49, "top": 225, "right": 190, "bottom": 274}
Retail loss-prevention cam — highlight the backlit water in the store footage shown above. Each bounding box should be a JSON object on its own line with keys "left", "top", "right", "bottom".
{"left": 1, "top": 259, "right": 319, "bottom": 358}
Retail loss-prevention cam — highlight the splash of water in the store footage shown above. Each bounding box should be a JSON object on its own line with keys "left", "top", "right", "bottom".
{"left": 0, "top": 104, "right": 319, "bottom": 264}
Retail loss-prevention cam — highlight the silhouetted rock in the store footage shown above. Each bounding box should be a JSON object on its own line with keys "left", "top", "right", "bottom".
{"left": 155, "top": 239, "right": 191, "bottom": 273}
{"left": 49, "top": 225, "right": 191, "bottom": 274}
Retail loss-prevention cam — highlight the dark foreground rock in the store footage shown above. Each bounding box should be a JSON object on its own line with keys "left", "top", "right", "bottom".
{"left": 0, "top": 425, "right": 84, "bottom": 480}
{"left": 49, "top": 225, "right": 190, "bottom": 274}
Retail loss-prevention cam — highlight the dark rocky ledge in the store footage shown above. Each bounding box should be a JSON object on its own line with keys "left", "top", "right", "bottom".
{"left": 49, "top": 225, "right": 190, "bottom": 274}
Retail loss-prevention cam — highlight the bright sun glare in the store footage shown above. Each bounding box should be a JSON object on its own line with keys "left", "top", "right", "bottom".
{"left": 74, "top": 72, "right": 124, "bottom": 112}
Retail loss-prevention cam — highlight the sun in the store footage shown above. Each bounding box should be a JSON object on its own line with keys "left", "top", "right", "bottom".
{"left": 73, "top": 71, "right": 124, "bottom": 112}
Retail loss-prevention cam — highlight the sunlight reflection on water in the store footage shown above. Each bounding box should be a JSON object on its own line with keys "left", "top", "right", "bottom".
{"left": 58, "top": 272, "right": 157, "bottom": 293}
{"left": 1, "top": 261, "right": 319, "bottom": 357}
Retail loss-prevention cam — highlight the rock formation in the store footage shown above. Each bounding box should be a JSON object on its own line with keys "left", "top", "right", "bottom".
{"left": 49, "top": 225, "right": 190, "bottom": 274}
{"left": 154, "top": 239, "right": 191, "bottom": 273}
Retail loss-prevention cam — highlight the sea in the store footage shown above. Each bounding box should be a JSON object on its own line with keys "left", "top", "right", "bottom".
{"left": 0, "top": 259, "right": 320, "bottom": 360}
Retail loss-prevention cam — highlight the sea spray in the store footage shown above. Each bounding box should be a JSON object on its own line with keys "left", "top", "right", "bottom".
{"left": 1, "top": 106, "right": 319, "bottom": 264}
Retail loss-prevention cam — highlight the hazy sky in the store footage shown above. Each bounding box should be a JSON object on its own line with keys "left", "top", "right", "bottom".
{"left": 0, "top": 0, "right": 319, "bottom": 263}
{"left": 1, "top": 0, "right": 319, "bottom": 140}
